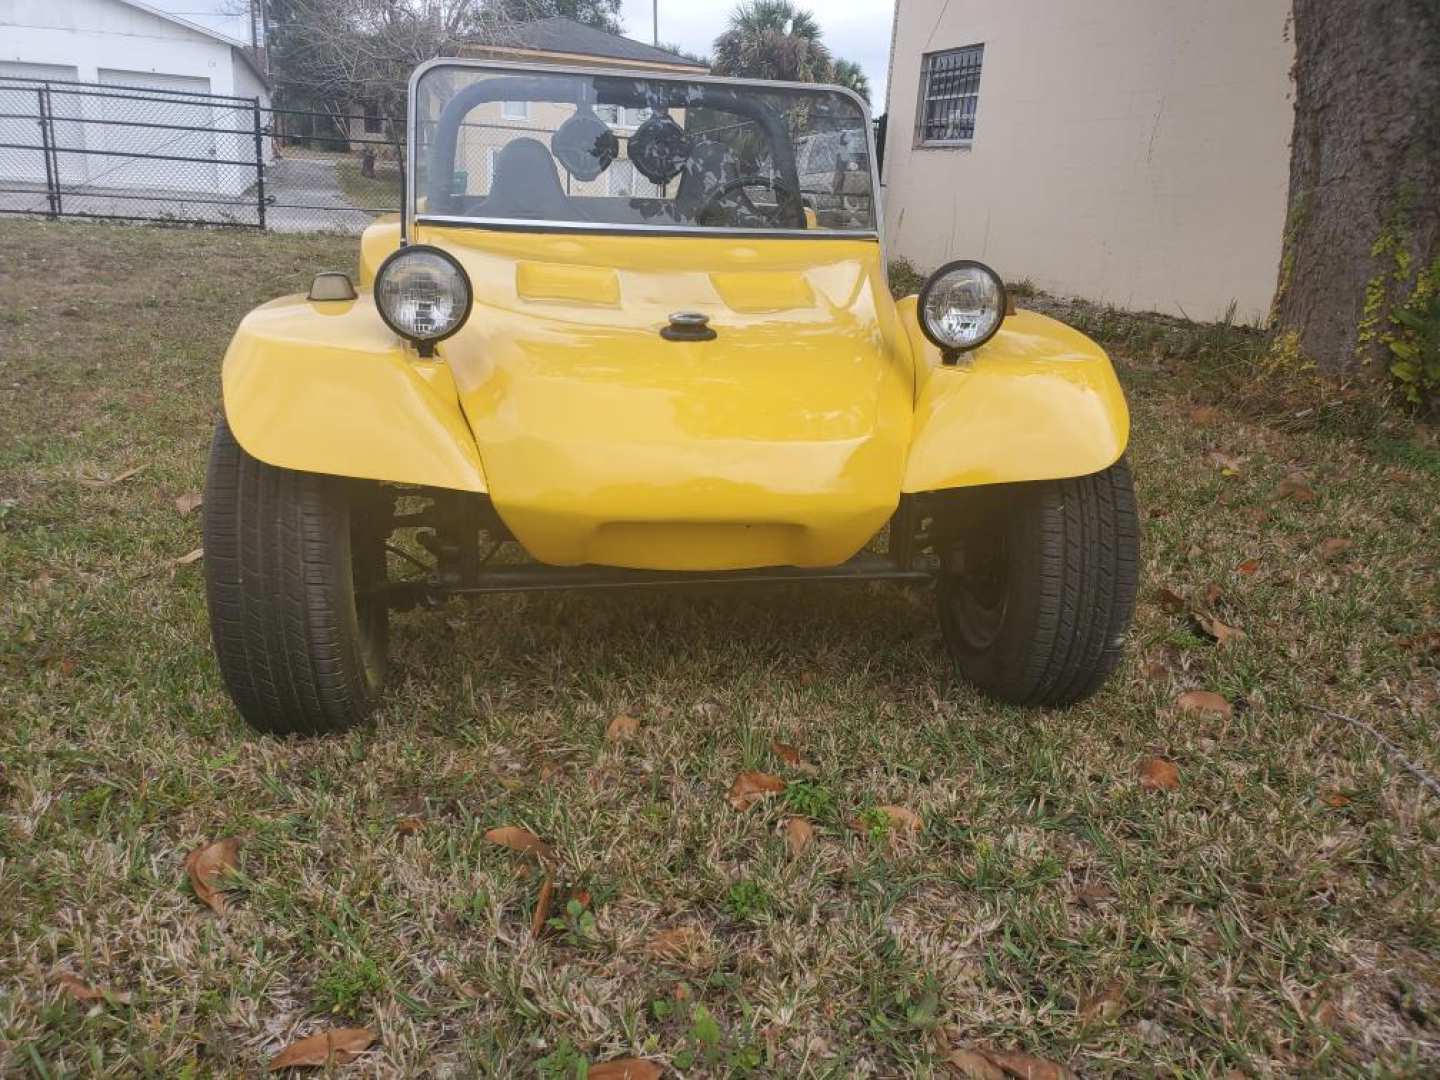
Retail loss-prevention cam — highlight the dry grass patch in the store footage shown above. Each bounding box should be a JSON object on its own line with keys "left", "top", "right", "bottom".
{"left": 1, "top": 219, "right": 1438, "bottom": 1075}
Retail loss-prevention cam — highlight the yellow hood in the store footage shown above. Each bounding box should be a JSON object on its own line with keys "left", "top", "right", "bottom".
{"left": 416, "top": 225, "right": 914, "bottom": 569}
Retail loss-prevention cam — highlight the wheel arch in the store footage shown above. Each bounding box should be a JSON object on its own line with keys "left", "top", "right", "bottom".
{"left": 897, "top": 297, "right": 1130, "bottom": 493}
{"left": 222, "top": 292, "right": 487, "bottom": 493}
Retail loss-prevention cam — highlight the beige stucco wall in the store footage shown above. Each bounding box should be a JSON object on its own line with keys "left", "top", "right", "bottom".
{"left": 882, "top": 0, "right": 1295, "bottom": 321}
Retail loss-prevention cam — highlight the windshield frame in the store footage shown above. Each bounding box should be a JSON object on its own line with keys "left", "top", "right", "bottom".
{"left": 404, "top": 57, "right": 881, "bottom": 242}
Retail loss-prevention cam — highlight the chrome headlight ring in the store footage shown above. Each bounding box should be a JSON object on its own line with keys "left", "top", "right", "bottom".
{"left": 374, "top": 244, "right": 473, "bottom": 355}
{"left": 917, "top": 259, "right": 1008, "bottom": 361}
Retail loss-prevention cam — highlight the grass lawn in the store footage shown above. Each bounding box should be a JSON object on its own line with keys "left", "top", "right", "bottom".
{"left": 1, "top": 218, "right": 1438, "bottom": 1076}
{"left": 334, "top": 158, "right": 403, "bottom": 213}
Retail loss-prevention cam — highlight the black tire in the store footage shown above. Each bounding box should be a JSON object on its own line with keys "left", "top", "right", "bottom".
{"left": 203, "top": 419, "right": 389, "bottom": 735}
{"left": 937, "top": 459, "right": 1138, "bottom": 707}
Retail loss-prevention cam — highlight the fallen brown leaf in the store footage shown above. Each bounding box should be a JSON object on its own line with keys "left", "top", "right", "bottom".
{"left": 78, "top": 464, "right": 145, "bottom": 488}
{"left": 1209, "top": 451, "right": 1244, "bottom": 474}
{"left": 877, "top": 805, "right": 923, "bottom": 832}
{"left": 1202, "top": 582, "right": 1223, "bottom": 608}
{"left": 783, "top": 817, "right": 815, "bottom": 857}
{"left": 1322, "top": 790, "right": 1352, "bottom": 808}
{"left": 946, "top": 1049, "right": 1008, "bottom": 1079}
{"left": 530, "top": 873, "right": 555, "bottom": 939}
{"left": 56, "top": 973, "right": 105, "bottom": 1002}
{"left": 484, "top": 825, "right": 553, "bottom": 862}
{"left": 55, "top": 972, "right": 130, "bottom": 1005}
{"left": 1273, "top": 474, "right": 1317, "bottom": 502}
{"left": 268, "top": 1027, "right": 375, "bottom": 1070}
{"left": 606, "top": 713, "right": 640, "bottom": 741}
{"left": 1189, "top": 405, "right": 1221, "bottom": 425}
{"left": 173, "top": 547, "right": 204, "bottom": 567}
{"left": 395, "top": 816, "right": 424, "bottom": 837}
{"left": 851, "top": 805, "right": 924, "bottom": 834}
{"left": 1072, "top": 881, "right": 1116, "bottom": 908}
{"left": 771, "top": 739, "right": 801, "bottom": 766}
{"left": 727, "top": 770, "right": 786, "bottom": 811}
{"left": 174, "top": 491, "right": 203, "bottom": 514}
{"left": 1239, "top": 506, "right": 1269, "bottom": 526}
{"left": 979, "top": 1050, "right": 1077, "bottom": 1080}
{"left": 1079, "top": 981, "right": 1127, "bottom": 1022}
{"left": 1176, "top": 690, "right": 1233, "bottom": 719}
{"left": 184, "top": 837, "right": 240, "bottom": 913}
{"left": 1319, "top": 537, "right": 1353, "bottom": 560}
{"left": 645, "top": 925, "right": 708, "bottom": 963}
{"left": 1193, "top": 612, "right": 1246, "bottom": 647}
{"left": 1235, "top": 558, "right": 1261, "bottom": 575}
{"left": 588, "top": 1060, "right": 663, "bottom": 1080}
{"left": 1137, "top": 757, "right": 1180, "bottom": 792}
{"left": 1153, "top": 587, "right": 1187, "bottom": 614}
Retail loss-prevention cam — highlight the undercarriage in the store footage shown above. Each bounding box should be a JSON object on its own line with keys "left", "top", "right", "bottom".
{"left": 369, "top": 488, "right": 942, "bottom": 610}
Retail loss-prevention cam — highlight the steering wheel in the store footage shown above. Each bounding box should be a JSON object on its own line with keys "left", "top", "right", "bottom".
{"left": 696, "top": 174, "right": 801, "bottom": 228}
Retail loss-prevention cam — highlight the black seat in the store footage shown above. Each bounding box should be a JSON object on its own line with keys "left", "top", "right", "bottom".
{"left": 479, "top": 138, "right": 578, "bottom": 221}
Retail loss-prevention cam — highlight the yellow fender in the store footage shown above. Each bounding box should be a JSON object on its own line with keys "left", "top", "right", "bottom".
{"left": 222, "top": 293, "right": 487, "bottom": 492}
{"left": 897, "top": 296, "right": 1129, "bottom": 493}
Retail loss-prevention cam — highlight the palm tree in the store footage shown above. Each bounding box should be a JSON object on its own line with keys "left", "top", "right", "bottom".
{"left": 659, "top": 42, "right": 712, "bottom": 69}
{"left": 831, "top": 58, "right": 870, "bottom": 102}
{"left": 712, "top": 0, "right": 832, "bottom": 84}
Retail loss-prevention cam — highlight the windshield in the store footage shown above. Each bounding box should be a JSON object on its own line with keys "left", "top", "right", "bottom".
{"left": 411, "top": 63, "right": 875, "bottom": 234}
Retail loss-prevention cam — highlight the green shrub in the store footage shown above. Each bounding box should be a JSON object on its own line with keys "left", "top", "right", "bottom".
{"left": 887, "top": 257, "right": 927, "bottom": 299}
{"left": 1387, "top": 259, "right": 1440, "bottom": 410}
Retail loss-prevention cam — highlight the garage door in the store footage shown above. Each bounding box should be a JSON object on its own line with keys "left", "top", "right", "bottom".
{"left": 94, "top": 69, "right": 217, "bottom": 192}
{"left": 0, "top": 62, "right": 87, "bottom": 185}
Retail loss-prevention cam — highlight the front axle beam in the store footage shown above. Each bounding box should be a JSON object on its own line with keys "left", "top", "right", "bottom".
{"left": 376, "top": 554, "right": 935, "bottom": 607}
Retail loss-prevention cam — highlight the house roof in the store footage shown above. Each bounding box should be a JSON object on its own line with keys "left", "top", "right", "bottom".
{"left": 481, "top": 16, "right": 708, "bottom": 71}
{"left": 112, "top": 0, "right": 269, "bottom": 86}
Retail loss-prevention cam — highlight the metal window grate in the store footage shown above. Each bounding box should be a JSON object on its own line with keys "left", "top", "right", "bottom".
{"left": 918, "top": 44, "right": 984, "bottom": 144}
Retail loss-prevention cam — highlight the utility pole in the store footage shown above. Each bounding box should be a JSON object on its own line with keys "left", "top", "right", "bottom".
{"left": 653, "top": 0, "right": 658, "bottom": 45}
{"left": 259, "top": 0, "right": 270, "bottom": 78}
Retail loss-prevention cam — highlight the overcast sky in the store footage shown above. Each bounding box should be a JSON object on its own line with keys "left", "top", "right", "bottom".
{"left": 619, "top": 0, "right": 893, "bottom": 108}
{"left": 145, "top": 0, "right": 896, "bottom": 109}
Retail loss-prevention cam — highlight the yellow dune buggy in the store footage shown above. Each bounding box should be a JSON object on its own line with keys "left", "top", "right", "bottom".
{"left": 204, "top": 59, "right": 1137, "bottom": 735}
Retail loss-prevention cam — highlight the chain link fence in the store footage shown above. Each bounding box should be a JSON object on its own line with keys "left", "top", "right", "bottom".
{"left": 0, "top": 74, "right": 402, "bottom": 233}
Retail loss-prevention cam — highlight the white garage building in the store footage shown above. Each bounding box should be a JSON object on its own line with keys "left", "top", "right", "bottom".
{"left": 0, "top": 0, "right": 270, "bottom": 196}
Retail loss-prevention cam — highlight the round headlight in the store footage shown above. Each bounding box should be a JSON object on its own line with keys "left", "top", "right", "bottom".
{"left": 917, "top": 259, "right": 1007, "bottom": 355}
{"left": 374, "top": 245, "right": 472, "bottom": 352}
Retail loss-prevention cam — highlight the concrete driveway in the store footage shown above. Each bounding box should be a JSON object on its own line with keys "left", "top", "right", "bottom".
{"left": 263, "top": 156, "right": 378, "bottom": 234}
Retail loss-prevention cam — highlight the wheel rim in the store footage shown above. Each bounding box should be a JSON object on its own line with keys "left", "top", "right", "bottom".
{"left": 944, "top": 529, "right": 1009, "bottom": 651}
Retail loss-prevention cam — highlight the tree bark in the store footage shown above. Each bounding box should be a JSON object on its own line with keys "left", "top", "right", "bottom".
{"left": 1273, "top": 0, "right": 1440, "bottom": 380}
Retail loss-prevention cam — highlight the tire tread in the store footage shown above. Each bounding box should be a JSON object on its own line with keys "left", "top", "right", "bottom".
{"left": 940, "top": 458, "right": 1139, "bottom": 708}
{"left": 203, "top": 420, "right": 384, "bottom": 734}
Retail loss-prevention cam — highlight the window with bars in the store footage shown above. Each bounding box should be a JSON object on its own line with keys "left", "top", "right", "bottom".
{"left": 917, "top": 44, "right": 984, "bottom": 145}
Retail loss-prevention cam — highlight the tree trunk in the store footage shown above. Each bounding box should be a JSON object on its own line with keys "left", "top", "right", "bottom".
{"left": 1273, "top": 0, "right": 1440, "bottom": 391}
